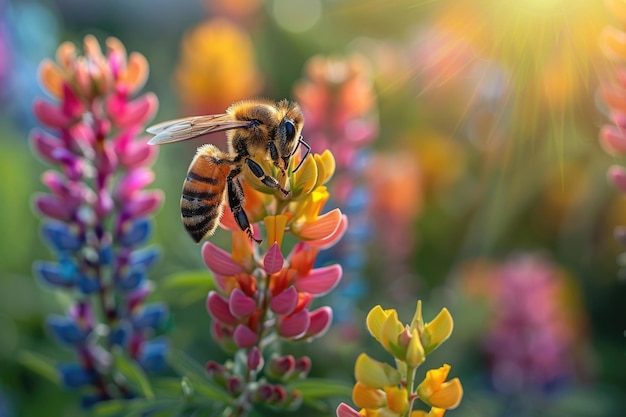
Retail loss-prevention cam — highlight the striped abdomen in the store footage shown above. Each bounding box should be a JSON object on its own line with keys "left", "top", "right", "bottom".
{"left": 181, "top": 144, "right": 232, "bottom": 243}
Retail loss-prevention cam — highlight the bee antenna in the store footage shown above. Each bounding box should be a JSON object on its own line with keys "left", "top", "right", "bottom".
{"left": 292, "top": 136, "right": 311, "bottom": 172}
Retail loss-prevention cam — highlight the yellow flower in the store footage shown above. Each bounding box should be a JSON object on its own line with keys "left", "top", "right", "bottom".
{"left": 354, "top": 353, "right": 401, "bottom": 389}
{"left": 174, "top": 18, "right": 263, "bottom": 114}
{"left": 411, "top": 408, "right": 446, "bottom": 417}
{"left": 410, "top": 301, "right": 454, "bottom": 355}
{"left": 352, "top": 382, "right": 386, "bottom": 410}
{"left": 416, "top": 364, "right": 463, "bottom": 410}
{"left": 352, "top": 383, "right": 408, "bottom": 417}
{"left": 383, "top": 386, "right": 408, "bottom": 415}
{"left": 366, "top": 305, "right": 425, "bottom": 366}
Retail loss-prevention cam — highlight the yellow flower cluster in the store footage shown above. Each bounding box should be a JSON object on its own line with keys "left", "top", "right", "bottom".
{"left": 222, "top": 150, "right": 344, "bottom": 250}
{"left": 338, "top": 302, "right": 462, "bottom": 417}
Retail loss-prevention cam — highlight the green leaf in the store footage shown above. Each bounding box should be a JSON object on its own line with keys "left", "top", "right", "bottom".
{"left": 289, "top": 378, "right": 353, "bottom": 399}
{"left": 92, "top": 398, "right": 181, "bottom": 417}
{"left": 112, "top": 347, "right": 155, "bottom": 399}
{"left": 167, "top": 349, "right": 229, "bottom": 401}
{"left": 152, "top": 377, "right": 189, "bottom": 398}
{"left": 18, "top": 350, "right": 59, "bottom": 385}
{"left": 158, "top": 271, "right": 215, "bottom": 306}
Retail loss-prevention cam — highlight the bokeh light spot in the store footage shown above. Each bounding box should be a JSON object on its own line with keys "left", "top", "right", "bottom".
{"left": 272, "top": 0, "right": 321, "bottom": 33}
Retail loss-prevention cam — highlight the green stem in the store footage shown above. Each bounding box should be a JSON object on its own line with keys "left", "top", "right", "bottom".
{"left": 405, "top": 365, "right": 417, "bottom": 417}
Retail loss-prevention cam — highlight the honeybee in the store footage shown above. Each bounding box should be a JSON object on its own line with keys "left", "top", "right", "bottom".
{"left": 147, "top": 99, "right": 309, "bottom": 243}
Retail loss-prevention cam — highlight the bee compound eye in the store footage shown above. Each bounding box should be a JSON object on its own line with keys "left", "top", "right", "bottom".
{"left": 285, "top": 120, "right": 296, "bottom": 140}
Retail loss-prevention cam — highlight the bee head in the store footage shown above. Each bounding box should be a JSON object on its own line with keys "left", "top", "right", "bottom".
{"left": 276, "top": 101, "right": 304, "bottom": 170}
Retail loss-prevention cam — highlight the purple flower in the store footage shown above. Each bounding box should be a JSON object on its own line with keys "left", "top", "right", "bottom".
{"left": 31, "top": 35, "right": 167, "bottom": 406}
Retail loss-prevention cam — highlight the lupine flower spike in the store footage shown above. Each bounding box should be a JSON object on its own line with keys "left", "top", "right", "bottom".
{"left": 294, "top": 54, "right": 378, "bottom": 339}
{"left": 160, "top": 129, "right": 347, "bottom": 415}
{"left": 337, "top": 302, "right": 462, "bottom": 417}
{"left": 31, "top": 35, "right": 167, "bottom": 407}
{"left": 599, "top": 0, "right": 626, "bottom": 275}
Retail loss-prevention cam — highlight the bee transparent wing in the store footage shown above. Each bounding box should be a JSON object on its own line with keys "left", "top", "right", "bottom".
{"left": 147, "top": 114, "right": 253, "bottom": 145}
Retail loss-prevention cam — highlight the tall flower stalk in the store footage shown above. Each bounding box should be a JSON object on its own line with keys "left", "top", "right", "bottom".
{"left": 337, "top": 302, "right": 462, "bottom": 417}
{"left": 293, "top": 54, "right": 378, "bottom": 338}
{"left": 182, "top": 149, "right": 348, "bottom": 416}
{"left": 31, "top": 35, "right": 168, "bottom": 407}
{"left": 599, "top": 0, "right": 626, "bottom": 274}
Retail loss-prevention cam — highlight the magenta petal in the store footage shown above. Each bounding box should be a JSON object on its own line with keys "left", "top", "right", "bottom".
{"left": 114, "top": 131, "right": 158, "bottom": 168}
{"left": 31, "top": 130, "right": 65, "bottom": 164}
{"left": 247, "top": 347, "right": 262, "bottom": 371}
{"left": 95, "top": 189, "right": 114, "bottom": 217}
{"left": 202, "top": 242, "right": 244, "bottom": 276}
{"left": 270, "top": 286, "right": 298, "bottom": 315}
{"left": 305, "top": 306, "right": 333, "bottom": 339}
{"left": 34, "top": 194, "right": 75, "bottom": 220}
{"left": 61, "top": 82, "right": 84, "bottom": 119}
{"left": 263, "top": 243, "right": 284, "bottom": 275}
{"left": 33, "top": 99, "right": 74, "bottom": 128}
{"left": 123, "top": 140, "right": 158, "bottom": 168}
{"left": 295, "top": 264, "right": 342, "bottom": 296}
{"left": 42, "top": 171, "right": 84, "bottom": 204}
{"left": 233, "top": 324, "right": 258, "bottom": 348}
{"left": 228, "top": 288, "right": 257, "bottom": 318}
{"left": 600, "top": 125, "right": 626, "bottom": 156}
{"left": 123, "top": 190, "right": 163, "bottom": 218}
{"left": 206, "top": 291, "right": 238, "bottom": 325}
{"left": 115, "top": 168, "right": 155, "bottom": 202}
{"left": 97, "top": 144, "right": 118, "bottom": 176}
{"left": 278, "top": 309, "right": 310, "bottom": 339}
{"left": 336, "top": 403, "right": 363, "bottom": 417}
{"left": 108, "top": 92, "right": 158, "bottom": 127}
{"left": 608, "top": 165, "right": 626, "bottom": 193}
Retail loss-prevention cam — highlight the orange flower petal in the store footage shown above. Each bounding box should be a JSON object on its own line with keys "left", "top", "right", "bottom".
{"left": 600, "top": 26, "right": 626, "bottom": 61}
{"left": 352, "top": 382, "right": 385, "bottom": 410}
{"left": 122, "top": 52, "right": 149, "bottom": 93}
{"left": 83, "top": 34, "right": 104, "bottom": 62}
{"left": 56, "top": 41, "right": 76, "bottom": 71}
{"left": 295, "top": 208, "right": 342, "bottom": 241}
{"left": 304, "top": 214, "right": 347, "bottom": 248}
{"left": 38, "top": 60, "right": 65, "bottom": 98}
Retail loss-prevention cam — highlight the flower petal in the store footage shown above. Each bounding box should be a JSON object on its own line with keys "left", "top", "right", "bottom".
{"left": 33, "top": 99, "right": 74, "bottom": 128}
{"left": 608, "top": 165, "right": 626, "bottom": 193}
{"left": 600, "top": 125, "right": 626, "bottom": 156}
{"left": 263, "top": 242, "right": 284, "bottom": 275}
{"left": 206, "top": 291, "right": 238, "bottom": 325}
{"left": 296, "top": 208, "right": 343, "bottom": 241}
{"left": 422, "top": 308, "right": 453, "bottom": 355}
{"left": 305, "top": 306, "right": 333, "bottom": 339}
{"left": 270, "top": 286, "right": 298, "bottom": 315}
{"left": 265, "top": 215, "right": 288, "bottom": 248}
{"left": 352, "top": 382, "right": 385, "bottom": 410}
{"left": 202, "top": 242, "right": 244, "bottom": 276}
{"left": 233, "top": 324, "right": 258, "bottom": 348}
{"left": 228, "top": 288, "right": 257, "bottom": 318}
{"left": 278, "top": 309, "right": 310, "bottom": 339}
{"left": 354, "top": 353, "right": 401, "bottom": 389}
{"left": 295, "top": 264, "right": 342, "bottom": 296}
{"left": 38, "top": 59, "right": 65, "bottom": 98}
{"left": 336, "top": 403, "right": 362, "bottom": 417}
{"left": 366, "top": 305, "right": 392, "bottom": 342}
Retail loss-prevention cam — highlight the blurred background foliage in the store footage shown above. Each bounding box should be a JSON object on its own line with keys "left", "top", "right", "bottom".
{"left": 1, "top": 0, "right": 625, "bottom": 416}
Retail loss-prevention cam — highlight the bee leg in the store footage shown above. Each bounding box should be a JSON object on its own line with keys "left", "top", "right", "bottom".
{"left": 244, "top": 158, "right": 289, "bottom": 197}
{"left": 227, "top": 171, "right": 261, "bottom": 244}
{"left": 266, "top": 141, "right": 286, "bottom": 175}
